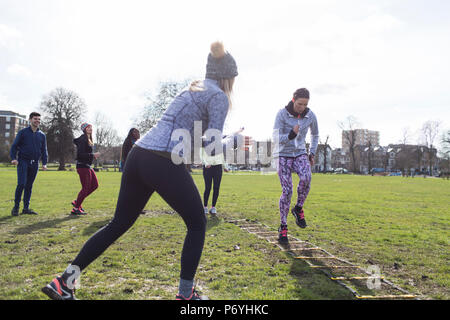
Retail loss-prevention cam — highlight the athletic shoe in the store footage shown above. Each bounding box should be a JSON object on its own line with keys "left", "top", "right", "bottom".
{"left": 42, "top": 276, "right": 77, "bottom": 300}
{"left": 292, "top": 205, "right": 307, "bottom": 228}
{"left": 71, "top": 200, "right": 84, "bottom": 212}
{"left": 176, "top": 288, "right": 209, "bottom": 300}
{"left": 71, "top": 207, "right": 87, "bottom": 215}
{"left": 11, "top": 207, "right": 19, "bottom": 216}
{"left": 209, "top": 207, "right": 217, "bottom": 216}
{"left": 204, "top": 207, "right": 209, "bottom": 214}
{"left": 278, "top": 224, "right": 288, "bottom": 243}
{"left": 22, "top": 208, "right": 38, "bottom": 215}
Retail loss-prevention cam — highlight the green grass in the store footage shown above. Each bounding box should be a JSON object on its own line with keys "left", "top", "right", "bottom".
{"left": 0, "top": 168, "right": 448, "bottom": 299}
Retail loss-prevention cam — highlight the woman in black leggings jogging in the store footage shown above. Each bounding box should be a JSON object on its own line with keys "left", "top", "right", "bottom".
{"left": 42, "top": 41, "right": 238, "bottom": 300}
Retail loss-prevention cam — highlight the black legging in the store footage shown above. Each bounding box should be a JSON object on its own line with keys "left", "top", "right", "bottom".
{"left": 203, "top": 165, "right": 223, "bottom": 207}
{"left": 70, "top": 146, "right": 206, "bottom": 281}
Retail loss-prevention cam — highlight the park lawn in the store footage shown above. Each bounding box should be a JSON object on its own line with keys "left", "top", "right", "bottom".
{"left": 0, "top": 167, "right": 448, "bottom": 299}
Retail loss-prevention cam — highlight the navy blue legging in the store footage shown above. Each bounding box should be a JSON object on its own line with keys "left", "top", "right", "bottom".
{"left": 69, "top": 146, "right": 206, "bottom": 281}
{"left": 203, "top": 165, "right": 223, "bottom": 207}
{"left": 14, "top": 160, "right": 39, "bottom": 209}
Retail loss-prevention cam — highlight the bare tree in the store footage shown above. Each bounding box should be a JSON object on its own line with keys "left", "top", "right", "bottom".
{"left": 92, "top": 112, "right": 121, "bottom": 167}
{"left": 338, "top": 116, "right": 360, "bottom": 173}
{"left": 366, "top": 140, "right": 374, "bottom": 174}
{"left": 320, "top": 135, "right": 330, "bottom": 172}
{"left": 440, "top": 130, "right": 450, "bottom": 177}
{"left": 135, "top": 79, "right": 191, "bottom": 133}
{"left": 400, "top": 127, "right": 412, "bottom": 145}
{"left": 40, "top": 87, "right": 87, "bottom": 170}
{"left": 441, "top": 129, "right": 450, "bottom": 154}
{"left": 93, "top": 112, "right": 120, "bottom": 148}
{"left": 421, "top": 120, "right": 441, "bottom": 174}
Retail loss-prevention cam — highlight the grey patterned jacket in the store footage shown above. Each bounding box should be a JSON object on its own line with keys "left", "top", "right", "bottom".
{"left": 273, "top": 107, "right": 319, "bottom": 158}
{"left": 136, "top": 79, "right": 229, "bottom": 156}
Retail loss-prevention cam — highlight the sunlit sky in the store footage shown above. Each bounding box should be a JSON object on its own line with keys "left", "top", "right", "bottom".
{"left": 1, "top": 0, "right": 449, "bottom": 149}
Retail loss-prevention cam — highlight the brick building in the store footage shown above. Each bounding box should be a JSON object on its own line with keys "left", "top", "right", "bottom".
{"left": 0, "top": 110, "right": 28, "bottom": 161}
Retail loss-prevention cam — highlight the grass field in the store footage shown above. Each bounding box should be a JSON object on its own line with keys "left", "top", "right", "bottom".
{"left": 0, "top": 167, "right": 448, "bottom": 300}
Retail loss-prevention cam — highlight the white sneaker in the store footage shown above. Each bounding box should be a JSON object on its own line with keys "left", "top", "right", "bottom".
{"left": 209, "top": 207, "right": 217, "bottom": 215}
{"left": 204, "top": 207, "right": 209, "bottom": 214}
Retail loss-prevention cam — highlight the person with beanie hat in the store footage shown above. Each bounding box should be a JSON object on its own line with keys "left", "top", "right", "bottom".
{"left": 273, "top": 88, "right": 319, "bottom": 243}
{"left": 42, "top": 41, "right": 238, "bottom": 301}
{"left": 71, "top": 123, "right": 100, "bottom": 215}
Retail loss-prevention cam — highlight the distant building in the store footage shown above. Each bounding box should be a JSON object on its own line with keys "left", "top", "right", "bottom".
{"left": 355, "top": 145, "right": 389, "bottom": 174}
{"left": 331, "top": 148, "right": 350, "bottom": 170}
{"left": 342, "top": 129, "right": 379, "bottom": 150}
{"left": 387, "top": 144, "right": 438, "bottom": 175}
{"left": 314, "top": 144, "right": 332, "bottom": 172}
{"left": 0, "top": 110, "right": 28, "bottom": 161}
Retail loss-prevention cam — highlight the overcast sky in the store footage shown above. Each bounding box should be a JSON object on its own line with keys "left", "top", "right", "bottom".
{"left": 1, "top": 0, "right": 449, "bottom": 149}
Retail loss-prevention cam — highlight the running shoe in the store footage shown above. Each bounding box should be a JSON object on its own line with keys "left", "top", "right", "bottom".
{"left": 22, "top": 208, "right": 38, "bottom": 215}
{"left": 71, "top": 207, "right": 87, "bottom": 215}
{"left": 278, "top": 224, "right": 288, "bottom": 243}
{"left": 42, "top": 276, "right": 77, "bottom": 300}
{"left": 291, "top": 205, "right": 307, "bottom": 228}
{"left": 176, "top": 288, "right": 208, "bottom": 300}
{"left": 204, "top": 207, "right": 209, "bottom": 214}
{"left": 71, "top": 200, "right": 84, "bottom": 212}
{"left": 11, "top": 206, "right": 19, "bottom": 216}
{"left": 209, "top": 207, "right": 217, "bottom": 216}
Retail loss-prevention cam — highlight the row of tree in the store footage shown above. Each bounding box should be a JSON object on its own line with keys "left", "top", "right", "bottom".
{"left": 27, "top": 81, "right": 188, "bottom": 170}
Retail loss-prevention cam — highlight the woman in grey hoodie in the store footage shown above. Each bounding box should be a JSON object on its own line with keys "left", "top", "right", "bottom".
{"left": 42, "top": 42, "right": 238, "bottom": 301}
{"left": 273, "top": 88, "right": 319, "bottom": 243}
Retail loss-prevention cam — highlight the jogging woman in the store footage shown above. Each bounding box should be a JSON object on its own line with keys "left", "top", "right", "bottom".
{"left": 273, "top": 88, "right": 319, "bottom": 243}
{"left": 42, "top": 41, "right": 238, "bottom": 300}
{"left": 71, "top": 123, "right": 100, "bottom": 215}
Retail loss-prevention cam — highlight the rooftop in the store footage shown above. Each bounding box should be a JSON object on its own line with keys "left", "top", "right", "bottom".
{"left": 0, "top": 110, "right": 27, "bottom": 118}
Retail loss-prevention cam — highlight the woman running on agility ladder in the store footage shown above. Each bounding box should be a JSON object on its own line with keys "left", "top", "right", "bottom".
{"left": 273, "top": 88, "right": 319, "bottom": 243}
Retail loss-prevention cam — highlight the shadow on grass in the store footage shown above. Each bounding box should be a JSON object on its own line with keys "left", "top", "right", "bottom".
{"left": 288, "top": 256, "right": 355, "bottom": 300}
{"left": 0, "top": 214, "right": 16, "bottom": 224}
{"left": 12, "top": 215, "right": 81, "bottom": 235}
{"left": 206, "top": 215, "right": 221, "bottom": 231}
{"left": 82, "top": 219, "right": 111, "bottom": 236}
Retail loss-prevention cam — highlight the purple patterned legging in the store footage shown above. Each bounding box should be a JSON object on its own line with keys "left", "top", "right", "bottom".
{"left": 277, "top": 155, "right": 311, "bottom": 225}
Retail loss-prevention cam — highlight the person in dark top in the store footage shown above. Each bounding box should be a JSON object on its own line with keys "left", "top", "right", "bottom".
{"left": 10, "top": 112, "right": 48, "bottom": 216}
{"left": 202, "top": 127, "right": 244, "bottom": 215}
{"left": 71, "top": 123, "right": 100, "bottom": 215}
{"left": 120, "top": 128, "right": 140, "bottom": 171}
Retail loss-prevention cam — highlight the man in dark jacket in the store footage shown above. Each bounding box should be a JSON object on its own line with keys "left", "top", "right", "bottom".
{"left": 10, "top": 112, "right": 48, "bottom": 216}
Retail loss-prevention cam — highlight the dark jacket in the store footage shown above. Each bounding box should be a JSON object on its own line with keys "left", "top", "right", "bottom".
{"left": 121, "top": 134, "right": 136, "bottom": 167}
{"left": 74, "top": 134, "right": 94, "bottom": 169}
{"left": 10, "top": 126, "right": 48, "bottom": 165}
